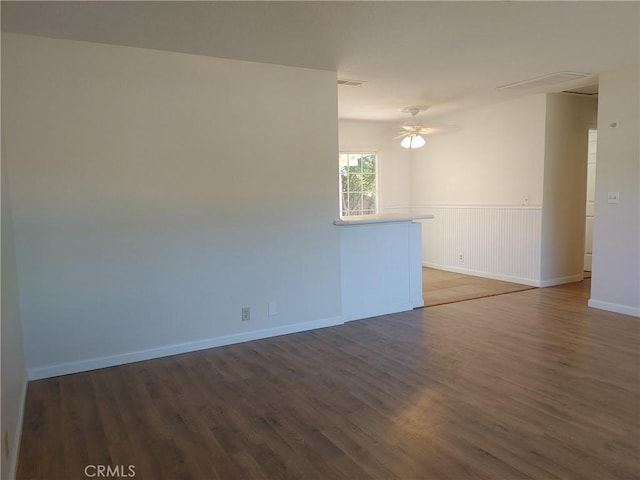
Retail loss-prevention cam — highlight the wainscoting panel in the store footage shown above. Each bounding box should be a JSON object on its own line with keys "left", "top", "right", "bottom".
{"left": 413, "top": 206, "right": 542, "bottom": 286}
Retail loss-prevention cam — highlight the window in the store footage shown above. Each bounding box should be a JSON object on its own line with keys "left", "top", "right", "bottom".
{"left": 339, "top": 152, "right": 377, "bottom": 216}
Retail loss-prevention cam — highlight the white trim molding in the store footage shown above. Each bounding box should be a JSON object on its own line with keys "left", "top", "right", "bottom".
{"left": 588, "top": 299, "right": 640, "bottom": 317}
{"left": 423, "top": 262, "right": 539, "bottom": 287}
{"left": 342, "top": 302, "right": 417, "bottom": 323}
{"left": 27, "top": 316, "right": 344, "bottom": 380}
{"left": 538, "top": 274, "right": 584, "bottom": 288}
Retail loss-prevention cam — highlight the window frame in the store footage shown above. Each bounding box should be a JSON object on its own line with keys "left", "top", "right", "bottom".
{"left": 338, "top": 151, "right": 379, "bottom": 217}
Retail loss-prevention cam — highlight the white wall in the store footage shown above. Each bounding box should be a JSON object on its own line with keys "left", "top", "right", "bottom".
{"left": 399, "top": 93, "right": 603, "bottom": 287}
{"left": 541, "top": 93, "right": 598, "bottom": 285}
{"left": 411, "top": 95, "right": 547, "bottom": 207}
{"left": 1, "top": 129, "right": 28, "bottom": 480}
{"left": 338, "top": 120, "right": 412, "bottom": 212}
{"left": 2, "top": 33, "right": 343, "bottom": 378}
{"left": 410, "top": 95, "right": 548, "bottom": 284}
{"left": 589, "top": 64, "right": 640, "bottom": 316}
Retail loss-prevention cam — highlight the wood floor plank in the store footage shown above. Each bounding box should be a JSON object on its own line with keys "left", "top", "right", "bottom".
{"left": 16, "top": 279, "right": 640, "bottom": 479}
{"left": 422, "top": 267, "right": 535, "bottom": 306}
{"left": 59, "top": 377, "right": 91, "bottom": 477}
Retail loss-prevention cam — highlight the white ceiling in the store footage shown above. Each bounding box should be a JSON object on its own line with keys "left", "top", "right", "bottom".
{"left": 2, "top": 1, "right": 639, "bottom": 122}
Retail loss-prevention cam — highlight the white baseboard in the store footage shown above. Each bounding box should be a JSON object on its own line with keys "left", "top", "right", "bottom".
{"left": 27, "top": 295, "right": 431, "bottom": 380}
{"left": 423, "top": 263, "right": 539, "bottom": 287}
{"left": 27, "top": 316, "right": 344, "bottom": 380}
{"left": 538, "top": 274, "right": 584, "bottom": 288}
{"left": 9, "top": 377, "right": 28, "bottom": 480}
{"left": 342, "top": 302, "right": 417, "bottom": 322}
{"left": 588, "top": 299, "right": 640, "bottom": 317}
{"left": 412, "top": 298, "right": 425, "bottom": 308}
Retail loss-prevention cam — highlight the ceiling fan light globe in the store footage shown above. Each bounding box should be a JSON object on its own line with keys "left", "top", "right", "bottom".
{"left": 400, "top": 136, "right": 412, "bottom": 148}
{"left": 411, "top": 135, "right": 426, "bottom": 148}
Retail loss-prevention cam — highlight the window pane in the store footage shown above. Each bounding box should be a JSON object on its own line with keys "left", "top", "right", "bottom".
{"left": 362, "top": 154, "right": 375, "bottom": 173}
{"left": 340, "top": 173, "right": 348, "bottom": 194}
{"left": 339, "top": 152, "right": 377, "bottom": 216}
{"left": 348, "top": 154, "right": 361, "bottom": 170}
{"left": 361, "top": 173, "right": 375, "bottom": 192}
{"left": 348, "top": 174, "right": 363, "bottom": 191}
{"left": 363, "top": 193, "right": 375, "bottom": 211}
{"left": 349, "top": 193, "right": 363, "bottom": 213}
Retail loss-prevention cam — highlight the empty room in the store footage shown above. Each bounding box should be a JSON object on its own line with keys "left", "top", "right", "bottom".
{"left": 2, "top": 2, "right": 639, "bottom": 479}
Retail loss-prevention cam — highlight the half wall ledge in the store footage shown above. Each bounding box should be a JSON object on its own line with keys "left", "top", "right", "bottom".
{"left": 333, "top": 212, "right": 434, "bottom": 225}
{"left": 336, "top": 213, "right": 434, "bottom": 322}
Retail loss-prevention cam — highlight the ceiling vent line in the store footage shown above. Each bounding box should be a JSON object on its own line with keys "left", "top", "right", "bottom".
{"left": 496, "top": 71, "right": 591, "bottom": 91}
{"left": 338, "top": 79, "right": 366, "bottom": 87}
{"left": 562, "top": 84, "right": 599, "bottom": 96}
{"left": 562, "top": 90, "right": 598, "bottom": 96}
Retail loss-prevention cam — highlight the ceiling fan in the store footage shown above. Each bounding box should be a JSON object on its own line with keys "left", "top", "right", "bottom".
{"left": 396, "top": 106, "right": 437, "bottom": 149}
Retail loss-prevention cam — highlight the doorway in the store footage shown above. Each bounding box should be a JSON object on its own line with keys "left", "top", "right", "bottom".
{"left": 584, "top": 128, "right": 597, "bottom": 273}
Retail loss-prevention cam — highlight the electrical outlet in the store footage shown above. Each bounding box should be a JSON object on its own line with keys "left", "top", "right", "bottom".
{"left": 268, "top": 301, "right": 278, "bottom": 316}
{"left": 241, "top": 307, "right": 251, "bottom": 321}
{"left": 458, "top": 253, "right": 464, "bottom": 262}
{"left": 4, "top": 431, "right": 9, "bottom": 461}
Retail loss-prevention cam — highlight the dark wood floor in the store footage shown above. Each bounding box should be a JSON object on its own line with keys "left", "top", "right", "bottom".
{"left": 422, "top": 267, "right": 535, "bottom": 307}
{"left": 17, "top": 280, "right": 640, "bottom": 479}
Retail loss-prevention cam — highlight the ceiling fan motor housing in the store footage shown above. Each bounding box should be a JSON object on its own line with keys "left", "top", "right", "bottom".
{"left": 401, "top": 105, "right": 429, "bottom": 117}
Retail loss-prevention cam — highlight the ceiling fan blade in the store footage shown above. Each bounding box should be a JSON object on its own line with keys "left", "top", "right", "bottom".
{"left": 416, "top": 127, "right": 439, "bottom": 135}
{"left": 395, "top": 106, "right": 453, "bottom": 142}
{"left": 402, "top": 124, "right": 438, "bottom": 133}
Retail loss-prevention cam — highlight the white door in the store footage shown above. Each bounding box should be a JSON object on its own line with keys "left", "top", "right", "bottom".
{"left": 584, "top": 129, "right": 597, "bottom": 271}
